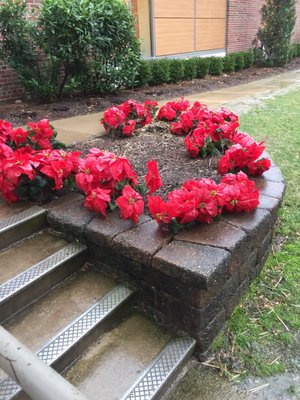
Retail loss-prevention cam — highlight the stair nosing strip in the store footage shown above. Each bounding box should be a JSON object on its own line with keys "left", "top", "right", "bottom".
{"left": 0, "top": 284, "right": 135, "bottom": 400}
{"left": 0, "top": 206, "right": 46, "bottom": 234}
{"left": 0, "top": 242, "right": 87, "bottom": 303}
{"left": 37, "top": 284, "right": 134, "bottom": 364}
{"left": 121, "top": 337, "right": 196, "bottom": 400}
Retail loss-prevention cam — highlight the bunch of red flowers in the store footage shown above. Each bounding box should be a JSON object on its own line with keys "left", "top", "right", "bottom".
{"left": 148, "top": 171, "right": 259, "bottom": 232}
{"left": 218, "top": 131, "right": 271, "bottom": 176}
{"left": 0, "top": 119, "right": 62, "bottom": 150}
{"left": 101, "top": 99, "right": 158, "bottom": 137}
{"left": 157, "top": 99, "right": 190, "bottom": 122}
{"left": 156, "top": 100, "right": 239, "bottom": 157}
{"left": 0, "top": 145, "right": 80, "bottom": 203}
{"left": 76, "top": 150, "right": 162, "bottom": 224}
{"left": 0, "top": 119, "right": 79, "bottom": 203}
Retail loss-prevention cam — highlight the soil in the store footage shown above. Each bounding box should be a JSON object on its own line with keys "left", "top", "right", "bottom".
{"left": 68, "top": 121, "right": 221, "bottom": 199}
{"left": 1, "top": 57, "right": 300, "bottom": 127}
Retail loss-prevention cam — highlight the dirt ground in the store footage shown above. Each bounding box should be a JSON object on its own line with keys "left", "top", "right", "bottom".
{"left": 68, "top": 121, "right": 221, "bottom": 199}
{"left": 1, "top": 57, "right": 300, "bottom": 127}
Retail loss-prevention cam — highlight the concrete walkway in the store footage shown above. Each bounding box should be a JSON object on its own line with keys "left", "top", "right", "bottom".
{"left": 52, "top": 69, "right": 300, "bottom": 145}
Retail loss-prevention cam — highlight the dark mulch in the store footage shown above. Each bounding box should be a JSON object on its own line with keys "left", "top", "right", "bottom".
{"left": 1, "top": 57, "right": 300, "bottom": 126}
{"left": 68, "top": 122, "right": 221, "bottom": 199}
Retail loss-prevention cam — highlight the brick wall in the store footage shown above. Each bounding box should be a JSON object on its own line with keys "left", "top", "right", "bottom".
{"left": 0, "top": 0, "right": 42, "bottom": 103}
{"left": 293, "top": 0, "right": 300, "bottom": 42}
{"left": 226, "top": 0, "right": 262, "bottom": 52}
{"left": 226, "top": 0, "right": 300, "bottom": 53}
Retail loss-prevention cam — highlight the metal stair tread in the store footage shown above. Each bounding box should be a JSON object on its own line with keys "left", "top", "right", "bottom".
{"left": 0, "top": 206, "right": 45, "bottom": 233}
{"left": 121, "top": 337, "right": 196, "bottom": 400}
{"left": 0, "top": 284, "right": 135, "bottom": 400}
{"left": 0, "top": 242, "right": 87, "bottom": 303}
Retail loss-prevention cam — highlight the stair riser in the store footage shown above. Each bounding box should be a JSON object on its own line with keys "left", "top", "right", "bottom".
{"left": 0, "top": 213, "right": 47, "bottom": 251}
{"left": 0, "top": 251, "right": 87, "bottom": 323}
{"left": 52, "top": 295, "right": 136, "bottom": 374}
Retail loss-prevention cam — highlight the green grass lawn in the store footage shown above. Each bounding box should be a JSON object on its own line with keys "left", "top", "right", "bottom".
{"left": 211, "top": 88, "right": 300, "bottom": 378}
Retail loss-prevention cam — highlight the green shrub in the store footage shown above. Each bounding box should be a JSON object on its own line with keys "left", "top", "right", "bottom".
{"left": 148, "top": 59, "right": 170, "bottom": 85}
{"left": 253, "top": 0, "right": 296, "bottom": 66}
{"left": 243, "top": 50, "right": 254, "bottom": 68}
{"left": 0, "top": 0, "right": 141, "bottom": 100}
{"left": 134, "top": 59, "right": 151, "bottom": 87}
{"left": 208, "top": 57, "right": 223, "bottom": 76}
{"left": 295, "top": 43, "right": 300, "bottom": 57}
{"left": 195, "top": 57, "right": 210, "bottom": 78}
{"left": 223, "top": 54, "right": 235, "bottom": 73}
{"left": 183, "top": 58, "right": 197, "bottom": 80}
{"left": 169, "top": 59, "right": 185, "bottom": 83}
{"left": 233, "top": 52, "right": 245, "bottom": 70}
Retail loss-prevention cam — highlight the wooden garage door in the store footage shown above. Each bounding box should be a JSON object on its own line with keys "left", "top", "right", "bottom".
{"left": 153, "top": 0, "right": 226, "bottom": 56}
{"left": 196, "top": 0, "right": 226, "bottom": 51}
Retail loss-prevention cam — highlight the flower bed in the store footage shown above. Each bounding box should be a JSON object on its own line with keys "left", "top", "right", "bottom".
{"left": 0, "top": 99, "right": 285, "bottom": 356}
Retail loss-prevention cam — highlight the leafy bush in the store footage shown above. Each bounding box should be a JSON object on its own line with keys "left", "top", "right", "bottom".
{"left": 233, "top": 52, "right": 245, "bottom": 71}
{"left": 183, "top": 58, "right": 197, "bottom": 80}
{"left": 169, "top": 59, "right": 185, "bottom": 83}
{"left": 208, "top": 57, "right": 223, "bottom": 76}
{"left": 148, "top": 59, "right": 170, "bottom": 85}
{"left": 195, "top": 58, "right": 210, "bottom": 78}
{"left": 295, "top": 43, "right": 300, "bottom": 57}
{"left": 253, "top": 0, "right": 296, "bottom": 66}
{"left": 135, "top": 59, "right": 151, "bottom": 87}
{"left": 0, "top": 0, "right": 141, "bottom": 100}
{"left": 223, "top": 54, "right": 235, "bottom": 73}
{"left": 243, "top": 50, "right": 254, "bottom": 68}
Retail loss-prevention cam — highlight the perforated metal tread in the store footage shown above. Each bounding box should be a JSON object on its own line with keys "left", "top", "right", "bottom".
{"left": 0, "top": 242, "right": 87, "bottom": 303}
{"left": 0, "top": 284, "right": 135, "bottom": 400}
{"left": 121, "top": 337, "right": 196, "bottom": 400}
{"left": 0, "top": 206, "right": 45, "bottom": 233}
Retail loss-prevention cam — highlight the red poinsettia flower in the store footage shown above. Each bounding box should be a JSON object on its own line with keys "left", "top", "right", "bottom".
{"left": 27, "top": 119, "right": 55, "bottom": 149}
{"left": 248, "top": 158, "right": 271, "bottom": 176}
{"left": 145, "top": 160, "right": 163, "bottom": 194}
{"left": 0, "top": 120, "right": 14, "bottom": 143}
{"left": 10, "top": 128, "right": 28, "bottom": 146}
{"left": 109, "top": 156, "right": 138, "bottom": 185}
{"left": 122, "top": 120, "right": 137, "bottom": 137}
{"left": 84, "top": 188, "right": 111, "bottom": 216}
{"left": 116, "top": 185, "right": 144, "bottom": 224}
{"left": 147, "top": 195, "right": 171, "bottom": 224}
{"left": 0, "top": 143, "right": 13, "bottom": 161}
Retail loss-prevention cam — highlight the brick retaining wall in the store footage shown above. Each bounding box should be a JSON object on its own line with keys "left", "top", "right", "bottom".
{"left": 46, "top": 154, "right": 285, "bottom": 358}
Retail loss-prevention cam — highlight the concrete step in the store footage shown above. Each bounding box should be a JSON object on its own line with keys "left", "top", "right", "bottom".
{"left": 0, "top": 230, "right": 69, "bottom": 285}
{"left": 0, "top": 237, "right": 88, "bottom": 322}
{"left": 64, "top": 312, "right": 196, "bottom": 400}
{"left": 0, "top": 206, "right": 47, "bottom": 250}
{"left": 0, "top": 268, "right": 135, "bottom": 399}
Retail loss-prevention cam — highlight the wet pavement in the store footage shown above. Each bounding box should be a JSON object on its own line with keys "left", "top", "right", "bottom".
{"left": 51, "top": 69, "right": 300, "bottom": 145}
{"left": 166, "top": 362, "right": 300, "bottom": 400}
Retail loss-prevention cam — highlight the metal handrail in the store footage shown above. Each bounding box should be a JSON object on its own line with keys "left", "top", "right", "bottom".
{"left": 0, "top": 326, "right": 88, "bottom": 400}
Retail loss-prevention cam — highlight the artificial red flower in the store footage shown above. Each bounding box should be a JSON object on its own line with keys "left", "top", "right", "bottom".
{"left": 0, "top": 120, "right": 13, "bottom": 143}
{"left": 122, "top": 120, "right": 137, "bottom": 137}
{"left": 148, "top": 195, "right": 171, "bottom": 224}
{"left": 109, "top": 156, "right": 138, "bottom": 185}
{"left": 145, "top": 160, "right": 163, "bottom": 194}
{"left": 0, "top": 143, "right": 13, "bottom": 161}
{"left": 84, "top": 188, "right": 111, "bottom": 216}
{"left": 10, "top": 128, "right": 28, "bottom": 146}
{"left": 27, "top": 119, "right": 55, "bottom": 149}
{"left": 116, "top": 185, "right": 144, "bottom": 224}
{"left": 101, "top": 107, "right": 126, "bottom": 130}
{"left": 248, "top": 158, "right": 271, "bottom": 176}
